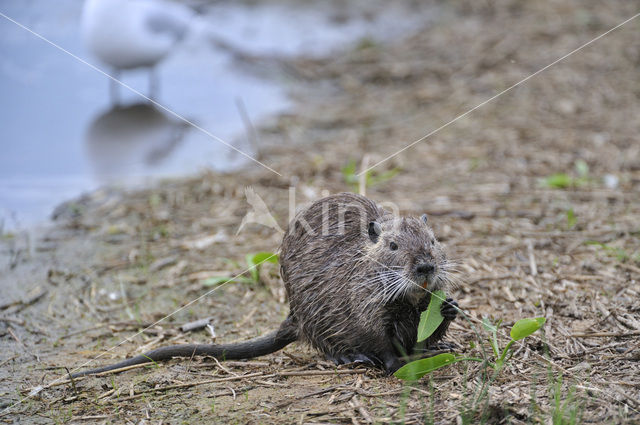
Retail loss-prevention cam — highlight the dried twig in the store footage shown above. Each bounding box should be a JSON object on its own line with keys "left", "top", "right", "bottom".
{"left": 179, "top": 317, "right": 214, "bottom": 333}
{"left": 526, "top": 241, "right": 537, "bottom": 276}
{"left": 571, "top": 331, "right": 640, "bottom": 338}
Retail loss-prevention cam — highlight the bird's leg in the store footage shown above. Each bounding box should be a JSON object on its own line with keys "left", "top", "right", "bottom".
{"left": 149, "top": 67, "right": 159, "bottom": 101}
{"left": 109, "top": 69, "right": 121, "bottom": 106}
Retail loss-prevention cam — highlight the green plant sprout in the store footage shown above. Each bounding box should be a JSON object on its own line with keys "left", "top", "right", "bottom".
{"left": 551, "top": 373, "right": 584, "bottom": 425}
{"left": 539, "top": 159, "right": 590, "bottom": 189}
{"left": 485, "top": 316, "right": 546, "bottom": 370}
{"left": 202, "top": 252, "right": 279, "bottom": 287}
{"left": 566, "top": 208, "right": 576, "bottom": 229}
{"left": 342, "top": 159, "right": 399, "bottom": 191}
{"left": 585, "top": 241, "right": 640, "bottom": 263}
{"left": 395, "top": 292, "right": 546, "bottom": 380}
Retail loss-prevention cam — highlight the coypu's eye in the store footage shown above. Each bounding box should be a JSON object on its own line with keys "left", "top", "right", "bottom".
{"left": 430, "top": 238, "right": 435, "bottom": 245}
{"left": 389, "top": 242, "right": 398, "bottom": 251}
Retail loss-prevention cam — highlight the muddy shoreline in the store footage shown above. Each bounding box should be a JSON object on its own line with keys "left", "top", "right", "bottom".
{"left": 2, "top": 0, "right": 640, "bottom": 423}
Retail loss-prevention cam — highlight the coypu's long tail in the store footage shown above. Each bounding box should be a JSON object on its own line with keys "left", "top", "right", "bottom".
{"left": 71, "top": 318, "right": 298, "bottom": 378}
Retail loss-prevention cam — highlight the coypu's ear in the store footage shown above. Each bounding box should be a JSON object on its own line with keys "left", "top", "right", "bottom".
{"left": 420, "top": 214, "right": 428, "bottom": 224}
{"left": 368, "top": 221, "right": 382, "bottom": 243}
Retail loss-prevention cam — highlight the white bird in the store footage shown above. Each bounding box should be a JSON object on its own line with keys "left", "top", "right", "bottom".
{"left": 81, "top": 0, "right": 194, "bottom": 100}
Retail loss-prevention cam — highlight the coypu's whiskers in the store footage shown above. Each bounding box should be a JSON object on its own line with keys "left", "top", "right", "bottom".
{"left": 375, "top": 273, "right": 402, "bottom": 304}
{"left": 385, "top": 275, "right": 410, "bottom": 303}
{"left": 438, "top": 261, "right": 462, "bottom": 290}
{"left": 366, "top": 271, "right": 398, "bottom": 288}
{"left": 400, "top": 276, "right": 416, "bottom": 300}
{"left": 439, "top": 259, "right": 462, "bottom": 273}
{"left": 353, "top": 269, "right": 404, "bottom": 306}
{"left": 444, "top": 271, "right": 461, "bottom": 289}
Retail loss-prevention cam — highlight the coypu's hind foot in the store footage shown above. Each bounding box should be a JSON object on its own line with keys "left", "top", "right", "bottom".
{"left": 326, "top": 351, "right": 403, "bottom": 374}
{"left": 327, "top": 353, "right": 381, "bottom": 367}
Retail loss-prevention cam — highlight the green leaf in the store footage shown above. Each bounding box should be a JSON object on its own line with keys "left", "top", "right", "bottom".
{"left": 417, "top": 290, "right": 446, "bottom": 342}
{"left": 249, "top": 252, "right": 279, "bottom": 265}
{"left": 394, "top": 353, "right": 457, "bottom": 381}
{"left": 510, "top": 317, "right": 546, "bottom": 341}
{"left": 540, "top": 173, "right": 572, "bottom": 189}
{"left": 246, "top": 252, "right": 279, "bottom": 282}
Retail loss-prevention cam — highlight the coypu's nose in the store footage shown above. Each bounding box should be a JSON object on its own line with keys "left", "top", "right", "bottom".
{"left": 415, "top": 263, "right": 435, "bottom": 276}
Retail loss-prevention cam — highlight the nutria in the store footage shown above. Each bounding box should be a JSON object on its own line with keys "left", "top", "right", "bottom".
{"left": 70, "top": 193, "right": 457, "bottom": 377}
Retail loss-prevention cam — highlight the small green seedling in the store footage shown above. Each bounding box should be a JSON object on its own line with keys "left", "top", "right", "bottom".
{"left": 342, "top": 159, "right": 399, "bottom": 191}
{"left": 566, "top": 208, "right": 576, "bottom": 229}
{"left": 202, "top": 252, "right": 279, "bottom": 287}
{"left": 585, "top": 241, "right": 639, "bottom": 263}
{"left": 141, "top": 354, "right": 160, "bottom": 370}
{"left": 539, "top": 160, "right": 591, "bottom": 189}
{"left": 485, "top": 317, "right": 546, "bottom": 370}
{"left": 541, "top": 173, "right": 573, "bottom": 189}
{"left": 245, "top": 252, "right": 279, "bottom": 282}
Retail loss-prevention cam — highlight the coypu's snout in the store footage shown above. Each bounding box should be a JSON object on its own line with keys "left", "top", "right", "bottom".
{"left": 414, "top": 262, "right": 437, "bottom": 288}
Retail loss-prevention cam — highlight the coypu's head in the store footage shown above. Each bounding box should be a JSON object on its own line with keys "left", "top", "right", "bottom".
{"left": 364, "top": 214, "right": 451, "bottom": 305}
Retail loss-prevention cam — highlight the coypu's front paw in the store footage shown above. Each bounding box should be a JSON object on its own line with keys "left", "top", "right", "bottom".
{"left": 440, "top": 298, "right": 458, "bottom": 320}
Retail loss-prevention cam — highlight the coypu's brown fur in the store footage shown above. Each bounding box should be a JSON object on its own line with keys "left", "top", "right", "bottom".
{"left": 281, "top": 192, "right": 456, "bottom": 372}
{"left": 71, "top": 193, "right": 456, "bottom": 377}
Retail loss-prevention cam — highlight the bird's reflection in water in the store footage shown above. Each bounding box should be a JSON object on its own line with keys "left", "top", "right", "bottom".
{"left": 85, "top": 102, "right": 189, "bottom": 182}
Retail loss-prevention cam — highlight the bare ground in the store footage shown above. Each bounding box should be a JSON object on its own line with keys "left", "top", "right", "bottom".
{"left": 1, "top": 0, "right": 640, "bottom": 423}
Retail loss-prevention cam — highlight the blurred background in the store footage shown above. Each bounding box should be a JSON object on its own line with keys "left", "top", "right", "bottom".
{"left": 0, "top": 0, "right": 435, "bottom": 230}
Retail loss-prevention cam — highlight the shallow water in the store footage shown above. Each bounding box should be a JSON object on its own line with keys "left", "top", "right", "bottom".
{"left": 0, "top": 0, "right": 435, "bottom": 229}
